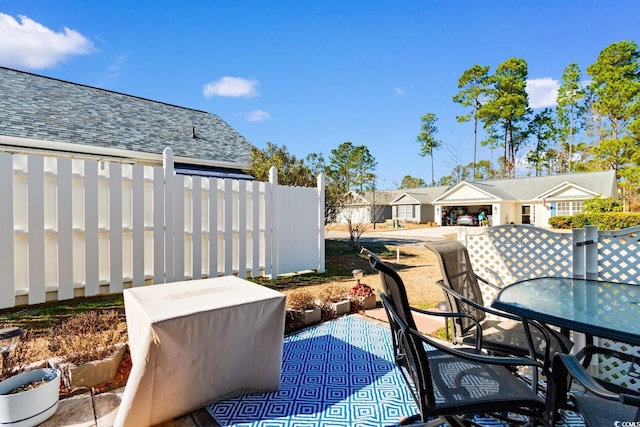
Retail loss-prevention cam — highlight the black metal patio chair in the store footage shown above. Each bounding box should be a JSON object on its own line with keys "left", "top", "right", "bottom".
{"left": 424, "top": 239, "right": 573, "bottom": 368}
{"left": 554, "top": 352, "right": 640, "bottom": 427}
{"left": 361, "top": 248, "right": 556, "bottom": 426}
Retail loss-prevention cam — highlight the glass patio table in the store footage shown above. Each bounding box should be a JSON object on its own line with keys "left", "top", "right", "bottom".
{"left": 492, "top": 277, "right": 640, "bottom": 346}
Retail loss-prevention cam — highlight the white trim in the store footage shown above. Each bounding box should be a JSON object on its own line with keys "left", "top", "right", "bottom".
{"left": 432, "top": 181, "right": 502, "bottom": 204}
{"left": 534, "top": 181, "right": 598, "bottom": 200}
{"left": 0, "top": 135, "right": 250, "bottom": 171}
{"left": 389, "top": 192, "right": 421, "bottom": 205}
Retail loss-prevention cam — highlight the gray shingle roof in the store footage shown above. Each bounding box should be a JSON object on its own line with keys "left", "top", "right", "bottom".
{"left": 461, "top": 170, "right": 618, "bottom": 201}
{"left": 392, "top": 186, "right": 450, "bottom": 204}
{"left": 0, "top": 67, "right": 253, "bottom": 166}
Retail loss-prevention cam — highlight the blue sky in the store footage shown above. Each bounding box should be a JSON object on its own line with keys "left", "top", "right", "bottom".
{"left": 1, "top": 1, "right": 639, "bottom": 189}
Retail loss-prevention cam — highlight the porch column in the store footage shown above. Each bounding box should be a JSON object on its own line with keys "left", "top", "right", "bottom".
{"left": 434, "top": 205, "right": 442, "bottom": 226}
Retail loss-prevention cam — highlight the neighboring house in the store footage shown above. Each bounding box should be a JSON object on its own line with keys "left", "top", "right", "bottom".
{"left": 389, "top": 186, "right": 449, "bottom": 224}
{"left": 432, "top": 170, "right": 618, "bottom": 227}
{"left": 336, "top": 170, "right": 618, "bottom": 228}
{"left": 0, "top": 67, "right": 254, "bottom": 179}
{"left": 337, "top": 190, "right": 396, "bottom": 224}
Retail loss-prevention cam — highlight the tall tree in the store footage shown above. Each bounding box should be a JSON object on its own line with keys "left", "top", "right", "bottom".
{"left": 453, "top": 64, "right": 490, "bottom": 181}
{"left": 526, "top": 108, "right": 558, "bottom": 176}
{"left": 556, "top": 63, "right": 586, "bottom": 173}
{"left": 586, "top": 40, "right": 640, "bottom": 209}
{"left": 352, "top": 145, "right": 378, "bottom": 191}
{"left": 478, "top": 57, "right": 531, "bottom": 178}
{"left": 250, "top": 142, "right": 345, "bottom": 224}
{"left": 327, "top": 141, "right": 377, "bottom": 193}
{"left": 400, "top": 175, "right": 426, "bottom": 189}
{"left": 249, "top": 142, "right": 315, "bottom": 186}
{"left": 416, "top": 113, "right": 442, "bottom": 186}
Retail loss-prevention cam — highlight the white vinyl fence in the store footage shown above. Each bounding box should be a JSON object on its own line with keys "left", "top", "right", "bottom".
{"left": 0, "top": 148, "right": 324, "bottom": 309}
{"left": 460, "top": 224, "right": 640, "bottom": 392}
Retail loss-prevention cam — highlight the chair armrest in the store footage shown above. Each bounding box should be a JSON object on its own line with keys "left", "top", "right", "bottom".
{"left": 555, "top": 353, "right": 620, "bottom": 401}
{"left": 475, "top": 274, "right": 502, "bottom": 290}
{"left": 436, "top": 280, "right": 522, "bottom": 321}
{"left": 437, "top": 279, "right": 566, "bottom": 365}
{"left": 620, "top": 393, "right": 640, "bottom": 407}
{"left": 381, "top": 293, "right": 543, "bottom": 371}
{"left": 482, "top": 267, "right": 508, "bottom": 288}
{"left": 409, "top": 305, "right": 483, "bottom": 350}
{"left": 406, "top": 321, "right": 543, "bottom": 370}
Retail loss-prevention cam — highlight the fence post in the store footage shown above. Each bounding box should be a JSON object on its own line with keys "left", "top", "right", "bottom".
{"left": 27, "top": 155, "right": 45, "bottom": 305}
{"left": 572, "top": 228, "right": 585, "bottom": 279}
{"left": 585, "top": 225, "right": 598, "bottom": 281}
{"left": 163, "top": 147, "right": 175, "bottom": 283}
{"left": 317, "top": 173, "right": 325, "bottom": 273}
{"left": 0, "top": 153, "right": 14, "bottom": 308}
{"left": 571, "top": 225, "right": 599, "bottom": 370}
{"left": 269, "top": 167, "right": 279, "bottom": 279}
{"left": 109, "top": 162, "right": 123, "bottom": 293}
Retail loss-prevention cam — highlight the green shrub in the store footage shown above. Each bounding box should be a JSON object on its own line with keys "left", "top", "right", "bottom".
{"left": 549, "top": 212, "right": 640, "bottom": 230}
{"left": 583, "top": 195, "right": 622, "bottom": 213}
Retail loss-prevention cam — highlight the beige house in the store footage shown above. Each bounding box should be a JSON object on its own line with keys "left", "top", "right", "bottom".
{"left": 432, "top": 170, "right": 618, "bottom": 227}
{"left": 336, "top": 170, "right": 618, "bottom": 228}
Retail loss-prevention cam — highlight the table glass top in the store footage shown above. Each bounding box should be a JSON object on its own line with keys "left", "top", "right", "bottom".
{"left": 495, "top": 277, "right": 640, "bottom": 337}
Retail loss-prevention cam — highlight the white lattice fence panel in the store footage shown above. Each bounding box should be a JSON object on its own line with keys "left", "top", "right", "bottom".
{"left": 598, "top": 227, "right": 640, "bottom": 283}
{"left": 595, "top": 339, "right": 640, "bottom": 393}
{"left": 467, "top": 226, "right": 573, "bottom": 307}
{"left": 466, "top": 232, "right": 512, "bottom": 305}
{"left": 595, "top": 226, "right": 640, "bottom": 392}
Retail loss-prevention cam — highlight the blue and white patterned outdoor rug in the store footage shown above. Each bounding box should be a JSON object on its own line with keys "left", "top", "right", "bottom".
{"left": 207, "top": 315, "right": 585, "bottom": 427}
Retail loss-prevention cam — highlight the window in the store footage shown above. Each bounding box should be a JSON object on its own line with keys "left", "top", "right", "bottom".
{"left": 556, "top": 201, "right": 583, "bottom": 216}
{"left": 397, "top": 205, "right": 415, "bottom": 219}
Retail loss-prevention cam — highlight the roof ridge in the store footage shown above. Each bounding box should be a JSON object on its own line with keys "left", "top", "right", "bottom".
{"left": 0, "top": 65, "right": 212, "bottom": 116}
{"left": 472, "top": 169, "right": 614, "bottom": 185}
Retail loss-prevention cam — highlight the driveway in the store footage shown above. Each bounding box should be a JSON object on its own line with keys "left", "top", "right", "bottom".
{"left": 325, "top": 225, "right": 460, "bottom": 246}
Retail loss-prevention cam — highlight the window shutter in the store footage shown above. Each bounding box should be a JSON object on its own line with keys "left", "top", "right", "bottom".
{"left": 550, "top": 202, "right": 556, "bottom": 217}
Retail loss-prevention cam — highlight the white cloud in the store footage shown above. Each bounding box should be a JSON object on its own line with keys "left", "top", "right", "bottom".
{"left": 526, "top": 77, "right": 559, "bottom": 109}
{"left": 247, "top": 110, "right": 271, "bottom": 122}
{"left": 395, "top": 87, "right": 405, "bottom": 95}
{"left": 203, "top": 76, "right": 259, "bottom": 98}
{"left": 0, "top": 13, "right": 95, "bottom": 69}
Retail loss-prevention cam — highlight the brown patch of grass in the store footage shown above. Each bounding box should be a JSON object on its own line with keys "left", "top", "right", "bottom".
{"left": 280, "top": 244, "right": 445, "bottom": 310}
{"left": 49, "top": 311, "right": 127, "bottom": 366}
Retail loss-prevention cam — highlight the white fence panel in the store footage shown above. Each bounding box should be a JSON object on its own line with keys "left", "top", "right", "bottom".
{"left": 593, "top": 226, "right": 640, "bottom": 392}
{"left": 276, "top": 184, "right": 321, "bottom": 275}
{"left": 1, "top": 149, "right": 324, "bottom": 309}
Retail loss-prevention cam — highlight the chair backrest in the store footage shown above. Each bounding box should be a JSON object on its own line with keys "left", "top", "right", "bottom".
{"left": 363, "top": 249, "right": 417, "bottom": 331}
{"left": 362, "top": 249, "right": 437, "bottom": 414}
{"left": 424, "top": 240, "right": 486, "bottom": 335}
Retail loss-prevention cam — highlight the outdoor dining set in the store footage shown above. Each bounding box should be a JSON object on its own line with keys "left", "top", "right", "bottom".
{"left": 362, "top": 238, "right": 640, "bottom": 426}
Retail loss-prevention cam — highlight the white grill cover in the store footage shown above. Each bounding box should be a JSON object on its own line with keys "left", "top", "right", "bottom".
{"left": 114, "top": 276, "right": 285, "bottom": 426}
